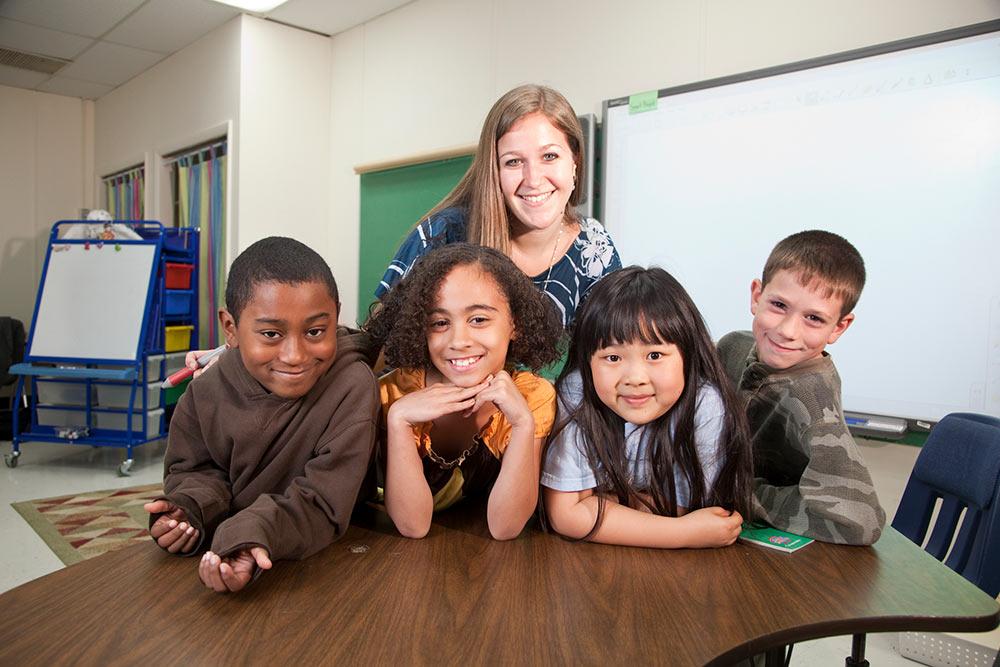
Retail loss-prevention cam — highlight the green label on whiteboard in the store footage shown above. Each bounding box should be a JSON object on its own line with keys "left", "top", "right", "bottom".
{"left": 629, "top": 90, "right": 658, "bottom": 114}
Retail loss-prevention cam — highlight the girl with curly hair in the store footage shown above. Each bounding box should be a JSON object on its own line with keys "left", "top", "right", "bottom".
{"left": 542, "top": 266, "right": 754, "bottom": 548}
{"left": 364, "top": 243, "right": 563, "bottom": 540}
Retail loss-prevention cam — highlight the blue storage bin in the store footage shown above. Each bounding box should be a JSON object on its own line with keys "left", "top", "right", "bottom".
{"left": 162, "top": 229, "right": 196, "bottom": 256}
{"left": 165, "top": 290, "right": 193, "bottom": 317}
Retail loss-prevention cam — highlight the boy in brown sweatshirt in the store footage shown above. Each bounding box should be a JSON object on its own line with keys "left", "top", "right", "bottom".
{"left": 143, "top": 237, "right": 378, "bottom": 593}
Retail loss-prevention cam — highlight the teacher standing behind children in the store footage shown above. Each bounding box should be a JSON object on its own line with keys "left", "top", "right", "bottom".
{"left": 376, "top": 84, "right": 622, "bottom": 327}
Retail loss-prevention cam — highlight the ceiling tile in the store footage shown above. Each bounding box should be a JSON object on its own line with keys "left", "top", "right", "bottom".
{"left": 0, "top": 18, "right": 94, "bottom": 59}
{"left": 0, "top": 62, "right": 49, "bottom": 88}
{"left": 105, "top": 0, "right": 239, "bottom": 54}
{"left": 36, "top": 74, "right": 114, "bottom": 98}
{"left": 57, "top": 40, "right": 164, "bottom": 85}
{"left": 0, "top": 0, "right": 411, "bottom": 96}
{"left": 0, "top": 0, "right": 146, "bottom": 38}
{"left": 267, "top": 0, "right": 412, "bottom": 36}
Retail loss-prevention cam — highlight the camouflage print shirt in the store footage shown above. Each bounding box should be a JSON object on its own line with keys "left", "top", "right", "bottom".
{"left": 717, "top": 331, "right": 886, "bottom": 545}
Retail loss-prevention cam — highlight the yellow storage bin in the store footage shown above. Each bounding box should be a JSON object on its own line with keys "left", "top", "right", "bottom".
{"left": 164, "top": 325, "right": 193, "bottom": 352}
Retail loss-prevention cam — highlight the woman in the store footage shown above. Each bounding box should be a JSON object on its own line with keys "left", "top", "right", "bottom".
{"left": 376, "top": 84, "right": 621, "bottom": 327}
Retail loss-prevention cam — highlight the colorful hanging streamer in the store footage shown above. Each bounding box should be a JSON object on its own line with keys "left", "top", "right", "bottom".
{"left": 174, "top": 143, "right": 227, "bottom": 348}
{"left": 103, "top": 166, "right": 144, "bottom": 220}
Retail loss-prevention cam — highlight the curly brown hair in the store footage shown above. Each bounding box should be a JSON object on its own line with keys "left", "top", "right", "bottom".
{"left": 364, "top": 243, "right": 563, "bottom": 371}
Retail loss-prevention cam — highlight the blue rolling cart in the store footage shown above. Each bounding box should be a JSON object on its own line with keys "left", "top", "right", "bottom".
{"left": 5, "top": 221, "right": 199, "bottom": 475}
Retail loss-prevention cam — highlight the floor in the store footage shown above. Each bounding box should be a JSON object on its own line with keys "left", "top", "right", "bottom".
{"left": 1, "top": 436, "right": 996, "bottom": 664}
{"left": 1, "top": 437, "right": 167, "bottom": 592}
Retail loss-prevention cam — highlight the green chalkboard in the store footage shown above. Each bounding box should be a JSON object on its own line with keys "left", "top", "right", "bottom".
{"left": 357, "top": 155, "right": 473, "bottom": 324}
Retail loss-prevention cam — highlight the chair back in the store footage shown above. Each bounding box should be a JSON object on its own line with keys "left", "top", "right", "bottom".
{"left": 891, "top": 412, "right": 1000, "bottom": 597}
{"left": 0, "top": 317, "right": 26, "bottom": 386}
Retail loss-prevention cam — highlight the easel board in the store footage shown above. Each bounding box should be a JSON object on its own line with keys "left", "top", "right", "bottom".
{"left": 28, "top": 242, "right": 157, "bottom": 362}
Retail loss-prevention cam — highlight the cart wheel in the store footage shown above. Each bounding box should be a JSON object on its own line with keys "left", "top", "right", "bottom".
{"left": 118, "top": 459, "right": 134, "bottom": 476}
{"left": 4, "top": 451, "right": 19, "bottom": 468}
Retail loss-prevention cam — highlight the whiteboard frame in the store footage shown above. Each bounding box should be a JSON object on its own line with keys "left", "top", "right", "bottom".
{"left": 25, "top": 221, "right": 162, "bottom": 365}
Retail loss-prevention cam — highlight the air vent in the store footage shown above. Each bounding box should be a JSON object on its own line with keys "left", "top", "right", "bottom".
{"left": 0, "top": 47, "right": 70, "bottom": 75}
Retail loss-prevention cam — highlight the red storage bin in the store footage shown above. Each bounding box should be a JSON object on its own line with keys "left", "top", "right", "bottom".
{"left": 165, "top": 262, "right": 194, "bottom": 289}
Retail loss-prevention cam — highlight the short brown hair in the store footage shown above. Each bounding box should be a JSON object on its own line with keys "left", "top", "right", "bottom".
{"left": 761, "top": 230, "right": 865, "bottom": 317}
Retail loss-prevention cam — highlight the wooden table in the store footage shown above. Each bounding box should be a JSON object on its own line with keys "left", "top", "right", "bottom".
{"left": 1, "top": 504, "right": 997, "bottom": 666}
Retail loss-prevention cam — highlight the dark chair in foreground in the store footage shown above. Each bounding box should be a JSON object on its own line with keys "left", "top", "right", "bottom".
{"left": 844, "top": 413, "right": 1000, "bottom": 667}
{"left": 0, "top": 317, "right": 26, "bottom": 442}
{"left": 891, "top": 412, "right": 1000, "bottom": 597}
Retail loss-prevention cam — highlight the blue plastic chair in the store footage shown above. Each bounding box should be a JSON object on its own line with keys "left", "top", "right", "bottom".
{"left": 891, "top": 412, "right": 1000, "bottom": 597}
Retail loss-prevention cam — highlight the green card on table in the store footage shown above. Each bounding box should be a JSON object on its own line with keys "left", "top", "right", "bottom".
{"left": 738, "top": 524, "right": 814, "bottom": 553}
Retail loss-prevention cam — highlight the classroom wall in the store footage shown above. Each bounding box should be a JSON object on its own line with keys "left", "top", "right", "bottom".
{"left": 94, "top": 15, "right": 333, "bottom": 284}
{"left": 95, "top": 15, "right": 242, "bottom": 250}
{"left": 0, "top": 85, "right": 89, "bottom": 328}
{"left": 237, "top": 16, "right": 333, "bottom": 260}
{"left": 4, "top": 2, "right": 994, "bottom": 332}
{"left": 329, "top": 26, "right": 364, "bottom": 321}
{"left": 328, "top": 0, "right": 1000, "bottom": 324}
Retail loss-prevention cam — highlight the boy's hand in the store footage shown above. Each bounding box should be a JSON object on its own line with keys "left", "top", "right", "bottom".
{"left": 388, "top": 379, "right": 490, "bottom": 426}
{"left": 468, "top": 371, "right": 532, "bottom": 431}
{"left": 184, "top": 349, "right": 220, "bottom": 380}
{"left": 144, "top": 500, "right": 200, "bottom": 554}
{"left": 199, "top": 547, "right": 272, "bottom": 593}
{"left": 678, "top": 506, "right": 744, "bottom": 548}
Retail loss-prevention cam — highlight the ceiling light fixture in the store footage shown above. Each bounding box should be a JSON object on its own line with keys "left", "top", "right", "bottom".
{"left": 208, "top": 0, "right": 290, "bottom": 12}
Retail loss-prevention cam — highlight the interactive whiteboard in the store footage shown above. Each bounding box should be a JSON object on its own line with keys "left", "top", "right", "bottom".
{"left": 29, "top": 242, "right": 157, "bottom": 362}
{"left": 602, "top": 22, "right": 1000, "bottom": 422}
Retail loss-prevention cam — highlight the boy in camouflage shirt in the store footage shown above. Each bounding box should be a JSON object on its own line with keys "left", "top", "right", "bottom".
{"left": 718, "top": 231, "right": 885, "bottom": 545}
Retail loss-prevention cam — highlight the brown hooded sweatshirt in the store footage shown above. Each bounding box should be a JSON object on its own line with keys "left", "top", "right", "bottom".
{"left": 152, "top": 327, "right": 378, "bottom": 561}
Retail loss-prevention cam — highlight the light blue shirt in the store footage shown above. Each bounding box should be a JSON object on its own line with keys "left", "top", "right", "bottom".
{"left": 541, "top": 370, "right": 725, "bottom": 508}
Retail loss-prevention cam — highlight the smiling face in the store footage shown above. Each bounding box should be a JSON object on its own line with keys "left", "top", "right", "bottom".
{"left": 425, "top": 264, "right": 515, "bottom": 387}
{"left": 221, "top": 279, "right": 339, "bottom": 399}
{"left": 750, "top": 269, "right": 854, "bottom": 370}
{"left": 589, "top": 339, "right": 685, "bottom": 425}
{"left": 497, "top": 111, "right": 576, "bottom": 234}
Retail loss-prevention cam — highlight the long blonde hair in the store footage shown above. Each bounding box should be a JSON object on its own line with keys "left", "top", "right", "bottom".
{"left": 427, "top": 84, "right": 585, "bottom": 255}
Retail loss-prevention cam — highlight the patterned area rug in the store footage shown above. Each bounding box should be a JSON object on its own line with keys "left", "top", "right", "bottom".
{"left": 12, "top": 484, "right": 163, "bottom": 565}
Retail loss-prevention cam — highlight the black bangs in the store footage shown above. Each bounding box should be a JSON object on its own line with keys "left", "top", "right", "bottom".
{"left": 576, "top": 266, "right": 693, "bottom": 358}
{"left": 594, "top": 306, "right": 674, "bottom": 351}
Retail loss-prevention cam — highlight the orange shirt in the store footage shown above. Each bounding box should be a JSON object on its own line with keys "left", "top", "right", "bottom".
{"left": 379, "top": 367, "right": 556, "bottom": 459}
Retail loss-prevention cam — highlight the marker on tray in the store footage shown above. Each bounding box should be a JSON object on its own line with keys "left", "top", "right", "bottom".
{"left": 161, "top": 345, "right": 227, "bottom": 389}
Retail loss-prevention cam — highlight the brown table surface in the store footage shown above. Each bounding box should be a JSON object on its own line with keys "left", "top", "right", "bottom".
{"left": 1, "top": 503, "right": 997, "bottom": 666}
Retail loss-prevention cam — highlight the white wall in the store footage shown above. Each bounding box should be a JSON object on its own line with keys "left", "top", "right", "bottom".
{"left": 328, "top": 25, "right": 365, "bottom": 324}
{"left": 0, "top": 85, "right": 88, "bottom": 328}
{"left": 329, "top": 0, "right": 1000, "bottom": 324}
{"left": 237, "top": 16, "right": 332, "bottom": 259}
